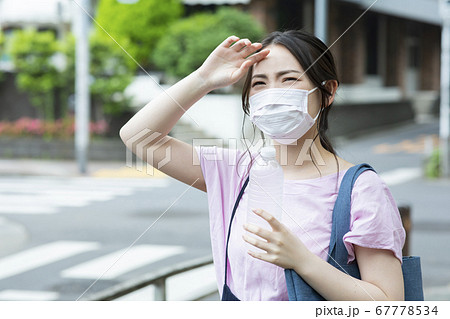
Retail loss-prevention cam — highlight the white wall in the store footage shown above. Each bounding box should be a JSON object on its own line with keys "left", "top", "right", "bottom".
{"left": 127, "top": 74, "right": 415, "bottom": 149}
{"left": 0, "top": 0, "right": 73, "bottom": 27}
{"left": 182, "top": 93, "right": 258, "bottom": 146}
{"left": 340, "top": 0, "right": 441, "bottom": 26}
{"left": 126, "top": 75, "right": 260, "bottom": 149}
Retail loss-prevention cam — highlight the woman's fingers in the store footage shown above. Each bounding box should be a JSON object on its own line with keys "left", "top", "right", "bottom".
{"left": 221, "top": 35, "right": 240, "bottom": 48}
{"left": 223, "top": 36, "right": 268, "bottom": 66}
{"left": 240, "top": 42, "right": 262, "bottom": 58}
{"left": 230, "top": 38, "right": 251, "bottom": 52}
{"left": 231, "top": 48, "right": 270, "bottom": 80}
{"left": 242, "top": 234, "right": 270, "bottom": 252}
{"left": 243, "top": 223, "right": 272, "bottom": 240}
{"left": 252, "top": 208, "right": 283, "bottom": 231}
{"left": 246, "top": 48, "right": 270, "bottom": 64}
{"left": 201, "top": 36, "right": 269, "bottom": 88}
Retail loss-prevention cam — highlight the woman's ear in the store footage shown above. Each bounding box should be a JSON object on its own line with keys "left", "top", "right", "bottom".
{"left": 323, "top": 80, "right": 338, "bottom": 106}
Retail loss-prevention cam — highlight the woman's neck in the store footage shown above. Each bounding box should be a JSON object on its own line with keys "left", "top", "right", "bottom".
{"left": 272, "top": 134, "right": 341, "bottom": 180}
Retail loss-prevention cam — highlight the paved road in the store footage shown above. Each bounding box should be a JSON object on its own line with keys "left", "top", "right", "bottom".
{"left": 0, "top": 176, "right": 214, "bottom": 300}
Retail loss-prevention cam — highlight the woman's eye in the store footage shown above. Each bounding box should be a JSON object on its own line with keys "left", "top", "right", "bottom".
{"left": 283, "top": 77, "right": 297, "bottom": 82}
{"left": 252, "top": 81, "right": 265, "bottom": 87}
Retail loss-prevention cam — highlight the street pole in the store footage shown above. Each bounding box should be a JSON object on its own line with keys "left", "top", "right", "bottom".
{"left": 440, "top": 0, "right": 450, "bottom": 178}
{"left": 56, "top": 1, "right": 64, "bottom": 40}
{"left": 314, "top": 0, "right": 328, "bottom": 44}
{"left": 74, "top": 0, "right": 91, "bottom": 174}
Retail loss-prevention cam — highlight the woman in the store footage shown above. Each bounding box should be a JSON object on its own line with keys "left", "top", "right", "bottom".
{"left": 120, "top": 30, "right": 406, "bottom": 301}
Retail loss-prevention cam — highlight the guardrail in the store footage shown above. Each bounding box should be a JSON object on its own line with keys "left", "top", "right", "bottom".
{"left": 83, "top": 255, "right": 216, "bottom": 301}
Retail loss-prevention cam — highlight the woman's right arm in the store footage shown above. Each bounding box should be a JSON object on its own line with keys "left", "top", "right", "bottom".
{"left": 119, "top": 36, "right": 270, "bottom": 192}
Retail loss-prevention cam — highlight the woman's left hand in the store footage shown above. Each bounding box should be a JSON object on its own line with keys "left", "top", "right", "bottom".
{"left": 243, "top": 208, "right": 311, "bottom": 270}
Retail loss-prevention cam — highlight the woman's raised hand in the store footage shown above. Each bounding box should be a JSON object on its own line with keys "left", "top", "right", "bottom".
{"left": 196, "top": 36, "right": 270, "bottom": 91}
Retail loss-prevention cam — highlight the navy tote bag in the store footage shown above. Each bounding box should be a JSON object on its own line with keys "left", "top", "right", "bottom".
{"left": 285, "top": 164, "right": 424, "bottom": 301}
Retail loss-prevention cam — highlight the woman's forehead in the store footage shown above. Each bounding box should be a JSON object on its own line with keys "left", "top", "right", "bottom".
{"left": 253, "top": 44, "right": 304, "bottom": 74}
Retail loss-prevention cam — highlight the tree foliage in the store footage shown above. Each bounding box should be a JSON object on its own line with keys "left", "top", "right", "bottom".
{"left": 89, "top": 32, "right": 136, "bottom": 116}
{"left": 59, "top": 31, "right": 136, "bottom": 117}
{"left": 153, "top": 7, "right": 265, "bottom": 78}
{"left": 0, "top": 30, "right": 4, "bottom": 82}
{"left": 9, "top": 29, "right": 64, "bottom": 120}
{"left": 8, "top": 28, "right": 136, "bottom": 122}
{"left": 95, "top": 0, "right": 183, "bottom": 68}
{"left": 426, "top": 149, "right": 441, "bottom": 178}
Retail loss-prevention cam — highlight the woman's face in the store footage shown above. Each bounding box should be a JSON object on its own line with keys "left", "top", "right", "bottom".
{"left": 249, "top": 44, "right": 321, "bottom": 118}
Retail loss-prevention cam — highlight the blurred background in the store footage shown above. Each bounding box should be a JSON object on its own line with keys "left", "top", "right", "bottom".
{"left": 0, "top": 0, "right": 448, "bottom": 301}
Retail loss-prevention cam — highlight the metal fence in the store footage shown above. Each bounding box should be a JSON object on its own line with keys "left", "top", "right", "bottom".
{"left": 83, "top": 255, "right": 216, "bottom": 301}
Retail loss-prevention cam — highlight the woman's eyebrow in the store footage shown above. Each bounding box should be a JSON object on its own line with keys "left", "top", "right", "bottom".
{"left": 252, "top": 70, "right": 302, "bottom": 79}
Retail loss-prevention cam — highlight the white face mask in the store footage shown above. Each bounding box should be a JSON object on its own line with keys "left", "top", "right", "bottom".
{"left": 249, "top": 87, "right": 320, "bottom": 144}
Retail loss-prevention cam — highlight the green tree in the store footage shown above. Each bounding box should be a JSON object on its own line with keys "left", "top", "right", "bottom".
{"left": 9, "top": 28, "right": 136, "bottom": 124}
{"left": 153, "top": 7, "right": 265, "bottom": 78}
{"left": 426, "top": 149, "right": 441, "bottom": 178}
{"left": 95, "top": 0, "right": 183, "bottom": 68}
{"left": 0, "top": 30, "right": 4, "bottom": 82}
{"left": 62, "top": 31, "right": 136, "bottom": 117}
{"left": 89, "top": 32, "right": 136, "bottom": 117}
{"left": 60, "top": 33, "right": 76, "bottom": 106}
{"left": 9, "top": 29, "right": 65, "bottom": 120}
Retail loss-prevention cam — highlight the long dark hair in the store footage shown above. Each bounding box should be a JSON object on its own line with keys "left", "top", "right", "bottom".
{"left": 237, "top": 30, "right": 340, "bottom": 184}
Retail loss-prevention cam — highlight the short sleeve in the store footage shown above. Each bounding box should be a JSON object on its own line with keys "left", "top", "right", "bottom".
{"left": 194, "top": 145, "right": 249, "bottom": 189}
{"left": 343, "top": 170, "right": 406, "bottom": 264}
{"left": 194, "top": 145, "right": 250, "bottom": 218}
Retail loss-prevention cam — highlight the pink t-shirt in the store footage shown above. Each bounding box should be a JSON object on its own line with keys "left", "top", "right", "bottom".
{"left": 194, "top": 145, "right": 406, "bottom": 301}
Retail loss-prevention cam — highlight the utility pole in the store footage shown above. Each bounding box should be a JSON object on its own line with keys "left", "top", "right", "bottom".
{"left": 56, "top": 1, "right": 65, "bottom": 40}
{"left": 440, "top": 0, "right": 450, "bottom": 178}
{"left": 74, "top": 0, "right": 91, "bottom": 174}
{"left": 314, "top": 0, "right": 328, "bottom": 44}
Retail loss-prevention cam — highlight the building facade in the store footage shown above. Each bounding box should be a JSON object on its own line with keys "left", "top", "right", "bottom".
{"left": 242, "top": 0, "right": 442, "bottom": 96}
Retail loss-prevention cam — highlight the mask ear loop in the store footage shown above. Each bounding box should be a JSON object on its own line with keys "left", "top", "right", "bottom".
{"left": 308, "top": 80, "right": 327, "bottom": 95}
{"left": 311, "top": 81, "right": 327, "bottom": 121}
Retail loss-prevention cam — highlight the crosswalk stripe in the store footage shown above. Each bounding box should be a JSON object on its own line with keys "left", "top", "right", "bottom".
{"left": 61, "top": 245, "right": 185, "bottom": 280}
{"left": 0, "top": 183, "right": 134, "bottom": 196}
{"left": 0, "top": 195, "right": 90, "bottom": 207}
{"left": 0, "top": 205, "right": 57, "bottom": 214}
{"left": 0, "top": 241, "right": 100, "bottom": 280}
{"left": 0, "top": 187, "right": 129, "bottom": 198}
{"left": 73, "top": 177, "right": 170, "bottom": 187}
{"left": 34, "top": 190, "right": 117, "bottom": 200}
{"left": 0, "top": 177, "right": 171, "bottom": 215}
{"left": 0, "top": 177, "right": 170, "bottom": 188}
{"left": 0, "top": 289, "right": 59, "bottom": 301}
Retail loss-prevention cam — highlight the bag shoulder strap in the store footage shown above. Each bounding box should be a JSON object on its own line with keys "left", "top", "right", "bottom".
{"left": 224, "top": 176, "right": 250, "bottom": 286}
{"left": 328, "top": 163, "right": 376, "bottom": 265}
